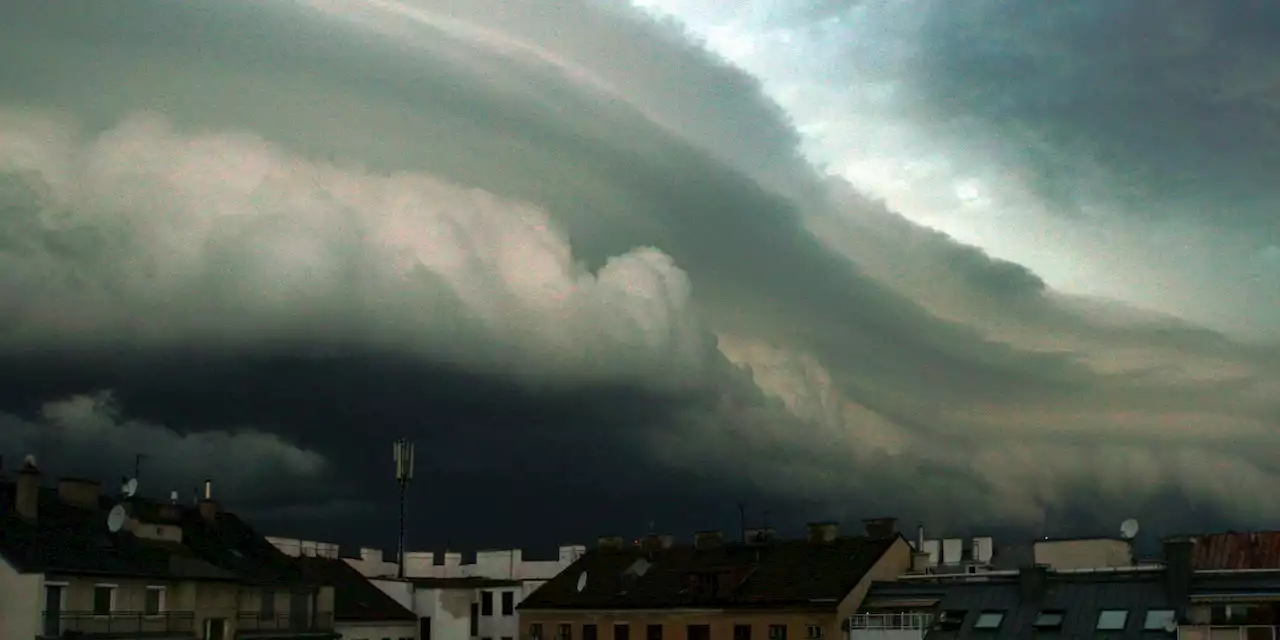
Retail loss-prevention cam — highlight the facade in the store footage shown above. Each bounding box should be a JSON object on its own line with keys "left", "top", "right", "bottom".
{"left": 518, "top": 519, "right": 913, "bottom": 640}
{"left": 0, "top": 458, "right": 337, "bottom": 640}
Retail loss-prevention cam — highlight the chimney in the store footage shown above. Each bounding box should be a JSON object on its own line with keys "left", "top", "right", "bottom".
{"left": 1163, "top": 536, "right": 1194, "bottom": 615}
{"left": 744, "top": 527, "right": 777, "bottom": 545}
{"left": 15, "top": 456, "right": 40, "bottom": 522}
{"left": 597, "top": 536, "right": 625, "bottom": 552}
{"left": 863, "top": 517, "right": 897, "bottom": 539}
{"left": 158, "top": 503, "right": 181, "bottom": 521}
{"left": 639, "top": 534, "right": 673, "bottom": 552}
{"left": 1018, "top": 565, "right": 1049, "bottom": 601}
{"left": 57, "top": 478, "right": 102, "bottom": 509}
{"left": 807, "top": 522, "right": 839, "bottom": 544}
{"left": 917, "top": 523, "right": 925, "bottom": 550}
{"left": 694, "top": 530, "right": 724, "bottom": 550}
{"left": 911, "top": 551, "right": 932, "bottom": 573}
{"left": 197, "top": 478, "right": 218, "bottom": 522}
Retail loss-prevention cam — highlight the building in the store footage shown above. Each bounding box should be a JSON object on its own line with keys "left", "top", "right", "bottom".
{"left": 518, "top": 518, "right": 913, "bottom": 640}
{"left": 0, "top": 457, "right": 337, "bottom": 640}
{"left": 904, "top": 526, "right": 996, "bottom": 575}
{"left": 271, "top": 536, "right": 586, "bottom": 640}
{"left": 291, "top": 553, "right": 419, "bottom": 640}
{"left": 1178, "top": 531, "right": 1280, "bottom": 638}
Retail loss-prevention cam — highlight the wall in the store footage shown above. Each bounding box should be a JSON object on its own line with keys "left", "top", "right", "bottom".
{"left": 836, "top": 538, "right": 913, "bottom": 626}
{"left": 0, "top": 555, "right": 41, "bottom": 640}
{"left": 1032, "top": 539, "right": 1133, "bottom": 570}
{"left": 338, "top": 620, "right": 418, "bottom": 640}
{"left": 519, "top": 610, "right": 844, "bottom": 640}
{"left": 415, "top": 588, "right": 473, "bottom": 640}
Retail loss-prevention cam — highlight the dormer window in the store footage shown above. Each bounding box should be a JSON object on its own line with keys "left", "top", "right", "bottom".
{"left": 1033, "top": 610, "right": 1065, "bottom": 630}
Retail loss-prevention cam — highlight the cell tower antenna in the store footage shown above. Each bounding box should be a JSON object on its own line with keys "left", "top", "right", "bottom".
{"left": 393, "top": 437, "right": 416, "bottom": 580}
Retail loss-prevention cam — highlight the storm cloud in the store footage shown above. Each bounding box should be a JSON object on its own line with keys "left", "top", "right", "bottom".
{"left": 1, "top": 0, "right": 1277, "bottom": 549}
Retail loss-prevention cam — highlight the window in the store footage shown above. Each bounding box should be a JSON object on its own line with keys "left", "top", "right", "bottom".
{"left": 144, "top": 587, "right": 166, "bottom": 616}
{"left": 261, "top": 589, "right": 275, "bottom": 617}
{"left": 687, "top": 625, "right": 710, "bottom": 640}
{"left": 1033, "top": 610, "right": 1065, "bottom": 630}
{"left": 482, "top": 591, "right": 494, "bottom": 616}
{"left": 935, "top": 611, "right": 966, "bottom": 631}
{"left": 92, "top": 585, "right": 116, "bottom": 615}
{"left": 646, "top": 625, "right": 663, "bottom": 640}
{"left": 1143, "top": 611, "right": 1175, "bottom": 631}
{"left": 1096, "top": 610, "right": 1129, "bottom": 631}
{"left": 470, "top": 604, "right": 479, "bottom": 636}
{"left": 558, "top": 624, "right": 572, "bottom": 640}
{"left": 733, "top": 625, "right": 751, "bottom": 640}
{"left": 502, "top": 591, "right": 515, "bottom": 616}
{"left": 530, "top": 623, "right": 544, "bottom": 640}
{"left": 584, "top": 625, "right": 598, "bottom": 640}
{"left": 973, "top": 611, "right": 1005, "bottom": 630}
{"left": 805, "top": 625, "right": 822, "bottom": 640}
{"left": 767, "top": 625, "right": 786, "bottom": 640}
{"left": 615, "top": 624, "right": 631, "bottom": 640}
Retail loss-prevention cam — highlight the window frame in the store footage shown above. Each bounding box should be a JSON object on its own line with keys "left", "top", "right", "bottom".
{"left": 1143, "top": 609, "right": 1176, "bottom": 631}
{"left": 502, "top": 591, "right": 515, "bottom": 616}
{"left": 805, "top": 625, "right": 822, "bottom": 640}
{"left": 614, "top": 623, "right": 631, "bottom": 640}
{"left": 972, "top": 611, "right": 1005, "bottom": 630}
{"left": 482, "top": 591, "right": 494, "bottom": 617}
{"left": 144, "top": 586, "right": 167, "bottom": 617}
{"left": 733, "top": 624, "right": 751, "bottom": 640}
{"left": 260, "top": 588, "right": 276, "bottom": 617}
{"left": 557, "top": 623, "right": 572, "bottom": 640}
{"left": 584, "top": 624, "right": 598, "bottom": 640}
{"left": 1095, "top": 609, "right": 1129, "bottom": 631}
{"left": 767, "top": 624, "right": 787, "bottom": 640}
{"left": 646, "top": 624, "right": 663, "bottom": 640}
{"left": 530, "top": 623, "right": 544, "bottom": 640}
{"left": 92, "top": 584, "right": 118, "bottom": 617}
{"left": 1032, "top": 610, "right": 1066, "bottom": 630}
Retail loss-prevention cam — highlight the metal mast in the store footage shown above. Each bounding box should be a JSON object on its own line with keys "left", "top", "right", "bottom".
{"left": 393, "top": 437, "right": 415, "bottom": 580}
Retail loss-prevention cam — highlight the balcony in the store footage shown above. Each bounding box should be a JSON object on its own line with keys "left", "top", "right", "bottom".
{"left": 235, "top": 611, "right": 334, "bottom": 636}
{"left": 847, "top": 613, "right": 933, "bottom": 640}
{"left": 1179, "top": 626, "right": 1280, "bottom": 640}
{"left": 40, "top": 611, "right": 195, "bottom": 638}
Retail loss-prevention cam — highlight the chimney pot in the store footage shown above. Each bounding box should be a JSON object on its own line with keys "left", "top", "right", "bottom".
{"left": 862, "top": 517, "right": 898, "bottom": 539}
{"left": 203, "top": 478, "right": 212, "bottom": 500}
{"left": 807, "top": 522, "right": 839, "bottom": 544}
{"left": 15, "top": 456, "right": 41, "bottom": 522}
{"left": 198, "top": 498, "right": 219, "bottom": 522}
{"left": 57, "top": 478, "right": 102, "bottom": 509}
{"left": 911, "top": 551, "right": 932, "bottom": 573}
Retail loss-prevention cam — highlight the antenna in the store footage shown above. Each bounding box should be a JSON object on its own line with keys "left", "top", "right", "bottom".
{"left": 393, "top": 437, "right": 416, "bottom": 580}
{"left": 121, "top": 477, "right": 138, "bottom": 498}
{"left": 738, "top": 503, "right": 747, "bottom": 543}
{"left": 1120, "top": 518, "right": 1140, "bottom": 540}
{"left": 106, "top": 504, "right": 127, "bottom": 533}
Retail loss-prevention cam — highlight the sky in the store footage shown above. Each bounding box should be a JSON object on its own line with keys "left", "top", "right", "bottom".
{"left": 0, "top": 0, "right": 1277, "bottom": 554}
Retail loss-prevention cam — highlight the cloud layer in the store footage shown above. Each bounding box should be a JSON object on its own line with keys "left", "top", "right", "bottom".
{"left": 1, "top": 0, "right": 1278, "bottom": 545}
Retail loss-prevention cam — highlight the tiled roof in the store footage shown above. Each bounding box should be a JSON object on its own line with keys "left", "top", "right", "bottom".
{"left": 1191, "top": 531, "right": 1280, "bottom": 570}
{"left": 0, "top": 476, "right": 314, "bottom": 588}
{"left": 294, "top": 556, "right": 417, "bottom": 622}
{"left": 519, "top": 535, "right": 901, "bottom": 611}
{"left": 863, "top": 571, "right": 1176, "bottom": 640}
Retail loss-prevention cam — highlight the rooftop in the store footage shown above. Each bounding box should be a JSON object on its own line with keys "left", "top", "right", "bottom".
{"left": 293, "top": 556, "right": 417, "bottom": 622}
{"left": 520, "top": 534, "right": 901, "bottom": 611}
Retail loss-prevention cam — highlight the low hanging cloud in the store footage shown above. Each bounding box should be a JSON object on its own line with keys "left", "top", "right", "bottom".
{"left": 0, "top": 390, "right": 325, "bottom": 505}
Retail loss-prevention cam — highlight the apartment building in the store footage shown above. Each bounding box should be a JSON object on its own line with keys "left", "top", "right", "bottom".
{"left": 518, "top": 519, "right": 912, "bottom": 640}
{"left": 0, "top": 457, "right": 337, "bottom": 640}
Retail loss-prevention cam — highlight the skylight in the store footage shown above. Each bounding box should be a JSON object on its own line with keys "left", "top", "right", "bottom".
{"left": 1096, "top": 610, "right": 1129, "bottom": 631}
{"left": 1033, "top": 611, "right": 1065, "bottom": 629}
{"left": 1143, "top": 610, "right": 1175, "bottom": 631}
{"left": 973, "top": 611, "right": 1004, "bottom": 630}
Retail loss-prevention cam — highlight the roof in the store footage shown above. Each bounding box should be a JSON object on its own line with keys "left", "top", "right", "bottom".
{"left": 1191, "top": 531, "right": 1280, "bottom": 570}
{"left": 410, "top": 576, "right": 523, "bottom": 588}
{"left": 0, "top": 476, "right": 316, "bottom": 588}
{"left": 862, "top": 571, "right": 1176, "bottom": 640}
{"left": 519, "top": 535, "right": 901, "bottom": 611}
{"left": 294, "top": 556, "right": 417, "bottom": 622}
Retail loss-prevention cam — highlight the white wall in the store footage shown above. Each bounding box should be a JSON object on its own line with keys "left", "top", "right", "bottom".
{"left": 338, "top": 620, "right": 418, "bottom": 640}
{"left": 0, "top": 555, "right": 42, "bottom": 640}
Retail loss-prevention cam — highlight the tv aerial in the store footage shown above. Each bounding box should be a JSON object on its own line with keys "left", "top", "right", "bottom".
{"left": 1119, "top": 518, "right": 1140, "bottom": 540}
{"left": 106, "top": 504, "right": 128, "bottom": 533}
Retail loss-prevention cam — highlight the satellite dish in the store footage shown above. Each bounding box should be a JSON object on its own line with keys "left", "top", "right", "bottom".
{"left": 1120, "top": 518, "right": 1140, "bottom": 540}
{"left": 575, "top": 572, "right": 588, "bottom": 593}
{"left": 122, "top": 478, "right": 138, "bottom": 498}
{"left": 106, "top": 505, "right": 128, "bottom": 533}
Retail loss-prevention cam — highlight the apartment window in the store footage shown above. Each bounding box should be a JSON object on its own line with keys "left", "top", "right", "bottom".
{"left": 92, "top": 585, "right": 116, "bottom": 615}
{"left": 733, "top": 625, "right": 751, "bottom": 640}
{"left": 687, "top": 625, "right": 710, "bottom": 640}
{"left": 558, "top": 623, "right": 572, "bottom": 640}
{"left": 767, "top": 625, "right": 786, "bottom": 640}
{"left": 530, "top": 623, "right": 544, "bottom": 640}
{"left": 261, "top": 589, "right": 276, "bottom": 617}
{"left": 584, "top": 624, "right": 599, "bottom": 640}
{"left": 646, "top": 625, "right": 663, "bottom": 640}
{"left": 1033, "top": 610, "right": 1065, "bottom": 630}
{"left": 144, "top": 587, "right": 166, "bottom": 616}
{"left": 502, "top": 591, "right": 515, "bottom": 616}
{"left": 973, "top": 611, "right": 1005, "bottom": 630}
{"left": 482, "top": 591, "right": 494, "bottom": 616}
{"left": 615, "top": 623, "right": 631, "bottom": 640}
{"left": 1143, "top": 610, "right": 1176, "bottom": 631}
{"left": 471, "top": 604, "right": 480, "bottom": 636}
{"left": 1096, "top": 610, "right": 1129, "bottom": 631}
{"left": 805, "top": 625, "right": 822, "bottom": 640}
